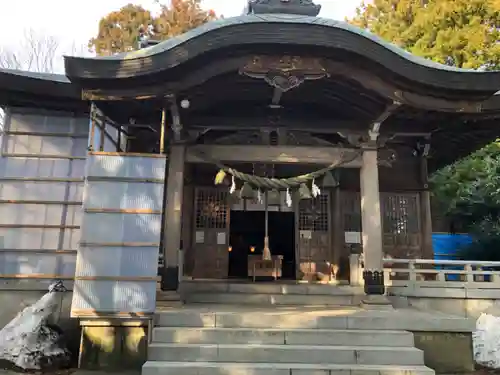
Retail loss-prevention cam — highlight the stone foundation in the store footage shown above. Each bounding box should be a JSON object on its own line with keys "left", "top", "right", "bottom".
{"left": 413, "top": 332, "right": 474, "bottom": 373}
{"left": 78, "top": 319, "right": 150, "bottom": 371}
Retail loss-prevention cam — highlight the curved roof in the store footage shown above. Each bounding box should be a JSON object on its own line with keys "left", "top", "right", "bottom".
{"left": 64, "top": 14, "right": 500, "bottom": 94}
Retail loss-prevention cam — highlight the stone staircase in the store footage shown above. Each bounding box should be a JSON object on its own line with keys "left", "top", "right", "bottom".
{"left": 142, "top": 307, "right": 437, "bottom": 375}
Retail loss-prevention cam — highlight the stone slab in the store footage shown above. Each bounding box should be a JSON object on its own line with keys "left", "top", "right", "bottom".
{"left": 183, "top": 292, "right": 361, "bottom": 306}
{"left": 155, "top": 307, "right": 475, "bottom": 332}
{"left": 152, "top": 327, "right": 414, "bottom": 347}
{"left": 147, "top": 343, "right": 424, "bottom": 365}
{"left": 181, "top": 281, "right": 365, "bottom": 296}
{"left": 142, "top": 361, "right": 435, "bottom": 375}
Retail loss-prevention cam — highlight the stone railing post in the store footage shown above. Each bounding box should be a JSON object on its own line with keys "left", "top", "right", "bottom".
{"left": 408, "top": 260, "right": 417, "bottom": 287}
{"left": 464, "top": 263, "right": 473, "bottom": 283}
{"left": 349, "top": 254, "right": 362, "bottom": 286}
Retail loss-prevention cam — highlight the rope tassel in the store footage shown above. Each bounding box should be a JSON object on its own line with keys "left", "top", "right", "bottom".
{"left": 311, "top": 178, "right": 321, "bottom": 198}
{"left": 230, "top": 175, "right": 236, "bottom": 194}
{"left": 286, "top": 188, "right": 292, "bottom": 207}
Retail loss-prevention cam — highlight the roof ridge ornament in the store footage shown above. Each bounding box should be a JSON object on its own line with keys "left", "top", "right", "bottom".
{"left": 247, "top": 0, "right": 321, "bottom": 17}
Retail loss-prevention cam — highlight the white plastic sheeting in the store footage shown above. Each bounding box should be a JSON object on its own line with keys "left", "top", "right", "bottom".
{"left": 0, "top": 281, "right": 71, "bottom": 370}
{"left": 474, "top": 313, "right": 500, "bottom": 368}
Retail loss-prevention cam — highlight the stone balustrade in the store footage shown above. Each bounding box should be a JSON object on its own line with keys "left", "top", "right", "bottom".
{"left": 349, "top": 254, "right": 500, "bottom": 289}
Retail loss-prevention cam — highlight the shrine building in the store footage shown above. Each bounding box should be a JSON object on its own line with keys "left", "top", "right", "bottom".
{"left": 0, "top": 0, "right": 499, "bottom": 345}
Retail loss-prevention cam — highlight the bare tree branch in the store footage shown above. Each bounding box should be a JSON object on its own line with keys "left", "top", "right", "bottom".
{"left": 0, "top": 29, "right": 64, "bottom": 128}
{"left": 0, "top": 28, "right": 60, "bottom": 72}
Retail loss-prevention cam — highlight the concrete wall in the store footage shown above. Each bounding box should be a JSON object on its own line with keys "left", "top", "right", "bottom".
{"left": 389, "top": 287, "right": 500, "bottom": 318}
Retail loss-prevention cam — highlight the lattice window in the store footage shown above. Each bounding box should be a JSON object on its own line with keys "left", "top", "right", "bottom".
{"left": 381, "top": 193, "right": 419, "bottom": 235}
{"left": 341, "top": 192, "right": 361, "bottom": 232}
{"left": 299, "top": 193, "right": 329, "bottom": 231}
{"left": 381, "top": 193, "right": 421, "bottom": 255}
{"left": 195, "top": 189, "right": 228, "bottom": 229}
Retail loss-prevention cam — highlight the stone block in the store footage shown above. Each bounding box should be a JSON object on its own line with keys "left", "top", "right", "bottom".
{"left": 79, "top": 320, "right": 149, "bottom": 371}
{"left": 412, "top": 332, "right": 474, "bottom": 373}
{"left": 155, "top": 311, "right": 216, "bottom": 327}
{"left": 284, "top": 329, "right": 414, "bottom": 347}
{"left": 152, "top": 327, "right": 286, "bottom": 344}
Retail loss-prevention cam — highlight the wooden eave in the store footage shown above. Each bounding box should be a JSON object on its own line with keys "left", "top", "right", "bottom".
{"left": 0, "top": 69, "right": 87, "bottom": 112}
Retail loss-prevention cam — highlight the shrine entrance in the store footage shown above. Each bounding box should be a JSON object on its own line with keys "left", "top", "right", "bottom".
{"left": 229, "top": 210, "right": 296, "bottom": 280}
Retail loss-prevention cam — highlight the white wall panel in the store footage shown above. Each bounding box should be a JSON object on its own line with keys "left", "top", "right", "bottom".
{"left": 0, "top": 181, "right": 84, "bottom": 202}
{"left": 0, "top": 204, "right": 81, "bottom": 226}
{"left": 9, "top": 113, "right": 75, "bottom": 134}
{"left": 0, "top": 228, "right": 80, "bottom": 250}
{"left": 84, "top": 181, "right": 163, "bottom": 211}
{"left": 4, "top": 134, "right": 87, "bottom": 156}
{"left": 80, "top": 213, "right": 162, "bottom": 244}
{"left": 0, "top": 252, "right": 76, "bottom": 276}
{"left": 72, "top": 280, "right": 156, "bottom": 313}
{"left": 72, "top": 154, "right": 166, "bottom": 315}
{"left": 0, "top": 109, "right": 88, "bottom": 285}
{"left": 0, "top": 158, "right": 73, "bottom": 179}
{"left": 86, "top": 154, "right": 166, "bottom": 180}
{"left": 76, "top": 246, "right": 158, "bottom": 277}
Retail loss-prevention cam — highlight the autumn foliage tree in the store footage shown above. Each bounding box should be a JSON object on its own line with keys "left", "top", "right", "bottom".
{"left": 89, "top": 0, "right": 218, "bottom": 56}
{"left": 350, "top": 0, "right": 500, "bottom": 70}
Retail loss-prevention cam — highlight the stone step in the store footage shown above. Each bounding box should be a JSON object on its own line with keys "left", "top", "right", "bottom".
{"left": 155, "top": 309, "right": 474, "bottom": 331}
{"left": 152, "top": 327, "right": 415, "bottom": 347}
{"left": 147, "top": 343, "right": 425, "bottom": 366}
{"left": 183, "top": 292, "right": 363, "bottom": 306}
{"left": 181, "top": 281, "right": 362, "bottom": 296}
{"left": 142, "top": 361, "right": 435, "bottom": 375}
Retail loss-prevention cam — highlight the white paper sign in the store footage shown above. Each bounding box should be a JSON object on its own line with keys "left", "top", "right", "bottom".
{"left": 345, "top": 231, "right": 361, "bottom": 244}
{"left": 217, "top": 232, "right": 226, "bottom": 245}
{"left": 300, "top": 230, "right": 312, "bottom": 240}
{"left": 195, "top": 231, "right": 204, "bottom": 244}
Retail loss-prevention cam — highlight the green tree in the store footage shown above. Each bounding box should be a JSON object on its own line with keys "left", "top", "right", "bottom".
{"left": 89, "top": 0, "right": 218, "bottom": 56}
{"left": 351, "top": 0, "right": 500, "bottom": 70}
{"left": 349, "top": 0, "right": 500, "bottom": 259}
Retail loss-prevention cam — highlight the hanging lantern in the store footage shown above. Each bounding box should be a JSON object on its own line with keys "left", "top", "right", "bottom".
{"left": 250, "top": 246, "right": 255, "bottom": 253}
{"left": 322, "top": 171, "right": 337, "bottom": 188}
{"left": 240, "top": 182, "right": 255, "bottom": 199}
{"left": 298, "top": 183, "right": 312, "bottom": 199}
{"left": 267, "top": 189, "right": 281, "bottom": 206}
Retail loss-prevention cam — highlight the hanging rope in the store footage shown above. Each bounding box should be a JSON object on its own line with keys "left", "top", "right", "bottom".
{"left": 189, "top": 147, "right": 362, "bottom": 189}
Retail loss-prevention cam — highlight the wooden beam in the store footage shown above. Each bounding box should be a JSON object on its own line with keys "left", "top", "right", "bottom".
{"left": 186, "top": 145, "right": 361, "bottom": 167}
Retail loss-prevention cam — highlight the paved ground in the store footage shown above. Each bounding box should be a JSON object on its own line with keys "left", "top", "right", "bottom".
{"left": 0, "top": 371, "right": 140, "bottom": 375}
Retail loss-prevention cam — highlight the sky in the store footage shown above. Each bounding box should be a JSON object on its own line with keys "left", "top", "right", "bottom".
{"left": 0, "top": 0, "right": 361, "bottom": 72}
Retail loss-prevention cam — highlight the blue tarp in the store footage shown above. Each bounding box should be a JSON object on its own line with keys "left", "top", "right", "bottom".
{"left": 432, "top": 233, "right": 473, "bottom": 281}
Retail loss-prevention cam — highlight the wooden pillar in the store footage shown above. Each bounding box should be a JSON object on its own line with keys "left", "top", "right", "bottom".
{"left": 420, "top": 157, "right": 434, "bottom": 258}
{"left": 161, "top": 144, "right": 186, "bottom": 291}
{"left": 89, "top": 102, "right": 96, "bottom": 151}
{"left": 360, "top": 147, "right": 385, "bottom": 296}
{"left": 332, "top": 182, "right": 344, "bottom": 279}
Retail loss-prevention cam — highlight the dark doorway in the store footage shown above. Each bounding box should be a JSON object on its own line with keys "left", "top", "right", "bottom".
{"left": 229, "top": 210, "right": 296, "bottom": 280}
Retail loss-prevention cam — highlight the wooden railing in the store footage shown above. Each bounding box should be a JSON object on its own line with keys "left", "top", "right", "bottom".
{"left": 349, "top": 254, "right": 500, "bottom": 289}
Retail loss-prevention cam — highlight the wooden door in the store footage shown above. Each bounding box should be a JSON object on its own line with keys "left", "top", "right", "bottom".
{"left": 297, "top": 192, "right": 331, "bottom": 281}
{"left": 192, "top": 187, "right": 230, "bottom": 279}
